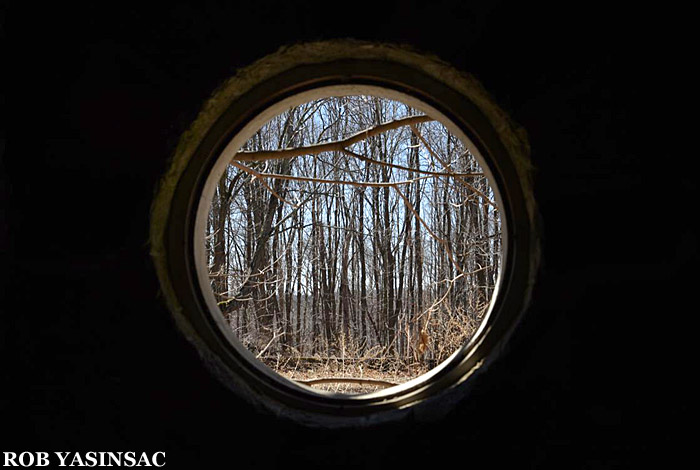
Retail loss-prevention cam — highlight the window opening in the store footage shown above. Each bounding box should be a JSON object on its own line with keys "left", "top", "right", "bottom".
{"left": 202, "top": 93, "right": 503, "bottom": 395}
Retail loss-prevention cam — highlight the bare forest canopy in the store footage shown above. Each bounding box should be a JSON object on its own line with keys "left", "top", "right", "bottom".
{"left": 206, "top": 95, "right": 502, "bottom": 392}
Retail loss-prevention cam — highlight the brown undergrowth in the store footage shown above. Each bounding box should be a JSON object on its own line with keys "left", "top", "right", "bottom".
{"left": 253, "top": 304, "right": 486, "bottom": 394}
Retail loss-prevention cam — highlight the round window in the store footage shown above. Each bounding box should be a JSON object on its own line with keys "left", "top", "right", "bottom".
{"left": 151, "top": 41, "right": 539, "bottom": 427}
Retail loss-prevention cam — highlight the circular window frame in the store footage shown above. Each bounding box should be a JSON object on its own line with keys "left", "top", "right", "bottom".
{"left": 151, "top": 41, "right": 539, "bottom": 427}
{"left": 195, "top": 83, "right": 507, "bottom": 400}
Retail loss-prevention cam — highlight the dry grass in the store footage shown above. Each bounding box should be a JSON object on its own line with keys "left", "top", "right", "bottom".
{"left": 251, "top": 304, "right": 488, "bottom": 394}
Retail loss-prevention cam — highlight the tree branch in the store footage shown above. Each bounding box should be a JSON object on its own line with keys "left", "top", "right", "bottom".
{"left": 233, "top": 163, "right": 432, "bottom": 188}
{"left": 296, "top": 377, "right": 398, "bottom": 388}
{"left": 341, "top": 148, "right": 482, "bottom": 179}
{"left": 230, "top": 161, "right": 295, "bottom": 206}
{"left": 234, "top": 115, "right": 434, "bottom": 161}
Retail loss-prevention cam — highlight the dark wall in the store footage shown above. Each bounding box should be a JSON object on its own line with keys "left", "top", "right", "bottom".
{"left": 5, "top": 2, "right": 693, "bottom": 468}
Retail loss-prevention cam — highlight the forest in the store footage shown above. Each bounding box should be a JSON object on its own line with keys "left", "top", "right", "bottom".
{"left": 206, "top": 95, "right": 502, "bottom": 392}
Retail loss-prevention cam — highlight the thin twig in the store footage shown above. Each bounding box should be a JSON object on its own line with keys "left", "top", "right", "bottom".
{"left": 392, "top": 184, "right": 464, "bottom": 275}
{"left": 230, "top": 161, "right": 295, "bottom": 206}
{"left": 256, "top": 331, "right": 286, "bottom": 359}
{"left": 409, "top": 124, "right": 497, "bottom": 208}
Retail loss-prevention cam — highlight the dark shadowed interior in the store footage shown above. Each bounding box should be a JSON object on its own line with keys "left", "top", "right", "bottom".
{"left": 5, "top": 2, "right": 693, "bottom": 468}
